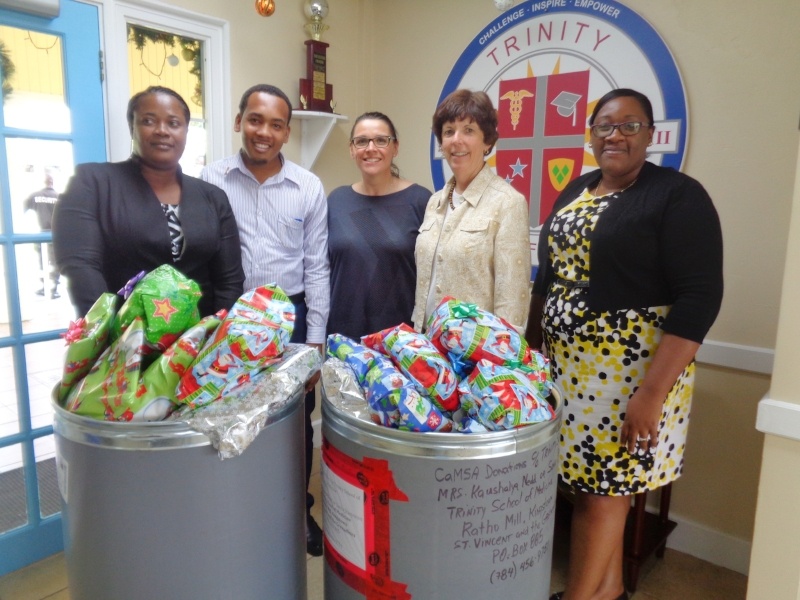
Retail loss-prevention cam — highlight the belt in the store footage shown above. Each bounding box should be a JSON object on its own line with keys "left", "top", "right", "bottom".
{"left": 288, "top": 291, "right": 306, "bottom": 305}
{"left": 554, "top": 277, "right": 589, "bottom": 289}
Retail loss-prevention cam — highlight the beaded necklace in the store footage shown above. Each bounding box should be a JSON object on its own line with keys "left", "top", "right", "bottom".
{"left": 447, "top": 182, "right": 457, "bottom": 210}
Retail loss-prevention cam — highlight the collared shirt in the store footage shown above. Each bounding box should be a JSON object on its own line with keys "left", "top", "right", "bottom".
{"left": 201, "top": 152, "right": 330, "bottom": 343}
{"left": 412, "top": 163, "right": 531, "bottom": 332}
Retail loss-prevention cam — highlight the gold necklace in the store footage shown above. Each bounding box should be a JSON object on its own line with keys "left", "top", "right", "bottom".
{"left": 595, "top": 178, "right": 638, "bottom": 197}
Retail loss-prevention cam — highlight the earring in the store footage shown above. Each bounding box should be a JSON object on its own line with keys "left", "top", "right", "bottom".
{"left": 484, "top": 149, "right": 491, "bottom": 156}
{"left": 648, "top": 141, "right": 653, "bottom": 146}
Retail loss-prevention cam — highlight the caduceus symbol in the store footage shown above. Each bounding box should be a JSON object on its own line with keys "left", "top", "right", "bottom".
{"left": 500, "top": 89, "right": 535, "bottom": 130}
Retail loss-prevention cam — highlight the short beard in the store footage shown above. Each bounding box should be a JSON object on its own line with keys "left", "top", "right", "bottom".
{"left": 240, "top": 148, "right": 270, "bottom": 166}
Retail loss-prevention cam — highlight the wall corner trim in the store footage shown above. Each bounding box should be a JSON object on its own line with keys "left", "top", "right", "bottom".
{"left": 696, "top": 340, "right": 773, "bottom": 375}
{"left": 756, "top": 396, "right": 800, "bottom": 441}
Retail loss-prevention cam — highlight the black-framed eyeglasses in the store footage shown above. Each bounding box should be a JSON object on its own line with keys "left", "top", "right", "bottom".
{"left": 589, "top": 121, "right": 649, "bottom": 138}
{"left": 350, "top": 136, "right": 395, "bottom": 149}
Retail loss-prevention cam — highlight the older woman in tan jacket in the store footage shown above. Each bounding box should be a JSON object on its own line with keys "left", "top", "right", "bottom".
{"left": 412, "top": 89, "right": 531, "bottom": 332}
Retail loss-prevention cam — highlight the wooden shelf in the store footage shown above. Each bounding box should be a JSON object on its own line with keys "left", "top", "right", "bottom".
{"left": 292, "top": 110, "right": 348, "bottom": 171}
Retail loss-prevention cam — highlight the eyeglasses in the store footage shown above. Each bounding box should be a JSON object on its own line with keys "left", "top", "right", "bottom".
{"left": 589, "top": 121, "right": 649, "bottom": 138}
{"left": 350, "top": 136, "right": 395, "bottom": 149}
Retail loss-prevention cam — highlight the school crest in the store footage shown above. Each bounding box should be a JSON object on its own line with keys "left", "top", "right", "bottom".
{"left": 432, "top": 0, "right": 688, "bottom": 236}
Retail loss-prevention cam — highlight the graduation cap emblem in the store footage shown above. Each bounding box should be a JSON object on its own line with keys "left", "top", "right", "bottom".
{"left": 551, "top": 91, "right": 582, "bottom": 126}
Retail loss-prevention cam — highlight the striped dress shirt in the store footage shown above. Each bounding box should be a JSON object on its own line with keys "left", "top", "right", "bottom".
{"left": 201, "top": 152, "right": 330, "bottom": 344}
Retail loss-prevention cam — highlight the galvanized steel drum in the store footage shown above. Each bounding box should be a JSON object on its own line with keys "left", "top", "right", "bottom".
{"left": 52, "top": 391, "right": 307, "bottom": 600}
{"left": 322, "top": 388, "right": 562, "bottom": 600}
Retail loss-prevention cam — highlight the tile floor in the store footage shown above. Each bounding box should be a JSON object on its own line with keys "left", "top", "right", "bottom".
{"left": 0, "top": 447, "right": 748, "bottom": 600}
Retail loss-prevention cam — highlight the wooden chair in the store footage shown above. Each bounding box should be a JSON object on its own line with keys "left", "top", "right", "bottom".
{"left": 555, "top": 481, "right": 677, "bottom": 593}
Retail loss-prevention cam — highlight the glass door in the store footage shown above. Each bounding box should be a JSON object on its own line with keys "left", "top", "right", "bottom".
{"left": 126, "top": 23, "right": 206, "bottom": 176}
{"left": 0, "top": 0, "right": 105, "bottom": 576}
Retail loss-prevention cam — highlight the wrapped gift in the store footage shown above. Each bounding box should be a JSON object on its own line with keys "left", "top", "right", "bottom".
{"left": 457, "top": 359, "right": 555, "bottom": 431}
{"left": 64, "top": 317, "right": 147, "bottom": 421}
{"left": 57, "top": 292, "right": 118, "bottom": 404}
{"left": 111, "top": 265, "right": 202, "bottom": 351}
{"left": 361, "top": 323, "right": 459, "bottom": 412}
{"left": 327, "top": 334, "right": 452, "bottom": 432}
{"left": 348, "top": 350, "right": 453, "bottom": 432}
{"left": 134, "top": 311, "right": 226, "bottom": 420}
{"left": 176, "top": 285, "right": 295, "bottom": 409}
{"left": 427, "top": 297, "right": 535, "bottom": 375}
{"left": 326, "top": 333, "right": 383, "bottom": 385}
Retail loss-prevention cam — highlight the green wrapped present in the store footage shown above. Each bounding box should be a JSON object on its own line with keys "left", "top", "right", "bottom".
{"left": 57, "top": 292, "right": 118, "bottom": 404}
{"left": 134, "top": 311, "right": 225, "bottom": 419}
{"left": 64, "top": 317, "right": 147, "bottom": 421}
{"left": 112, "top": 265, "right": 202, "bottom": 351}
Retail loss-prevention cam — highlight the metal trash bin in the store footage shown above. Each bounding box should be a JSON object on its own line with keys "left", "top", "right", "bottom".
{"left": 321, "top": 387, "right": 562, "bottom": 600}
{"left": 52, "top": 389, "right": 307, "bottom": 600}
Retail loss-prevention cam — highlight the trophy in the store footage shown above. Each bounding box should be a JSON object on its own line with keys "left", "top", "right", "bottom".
{"left": 299, "top": 0, "right": 334, "bottom": 112}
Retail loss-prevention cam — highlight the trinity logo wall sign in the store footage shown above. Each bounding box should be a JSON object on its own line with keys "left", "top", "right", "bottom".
{"left": 431, "top": 0, "right": 688, "bottom": 229}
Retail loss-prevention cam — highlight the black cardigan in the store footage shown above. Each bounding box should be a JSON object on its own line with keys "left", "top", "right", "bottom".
{"left": 533, "top": 161, "right": 723, "bottom": 344}
{"left": 53, "top": 159, "right": 245, "bottom": 317}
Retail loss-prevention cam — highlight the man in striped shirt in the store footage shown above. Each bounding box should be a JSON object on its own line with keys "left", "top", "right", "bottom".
{"left": 201, "top": 84, "right": 329, "bottom": 557}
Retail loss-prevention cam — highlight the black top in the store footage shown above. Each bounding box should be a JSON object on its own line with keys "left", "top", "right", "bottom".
{"left": 327, "top": 183, "right": 431, "bottom": 339}
{"left": 24, "top": 186, "right": 58, "bottom": 230}
{"left": 53, "top": 158, "right": 245, "bottom": 317}
{"left": 533, "top": 161, "right": 723, "bottom": 343}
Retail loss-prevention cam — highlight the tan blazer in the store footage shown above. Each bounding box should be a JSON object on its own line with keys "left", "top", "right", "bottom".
{"left": 412, "top": 163, "right": 531, "bottom": 332}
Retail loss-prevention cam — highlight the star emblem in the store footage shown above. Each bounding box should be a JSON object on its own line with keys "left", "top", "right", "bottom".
{"left": 152, "top": 298, "right": 179, "bottom": 322}
{"left": 510, "top": 158, "right": 528, "bottom": 178}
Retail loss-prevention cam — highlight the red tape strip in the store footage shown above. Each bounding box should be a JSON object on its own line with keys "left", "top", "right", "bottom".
{"left": 323, "top": 437, "right": 411, "bottom": 599}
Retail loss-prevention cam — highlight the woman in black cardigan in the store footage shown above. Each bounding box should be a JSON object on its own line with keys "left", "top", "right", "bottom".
{"left": 53, "top": 86, "right": 244, "bottom": 317}
{"left": 525, "top": 89, "right": 723, "bottom": 600}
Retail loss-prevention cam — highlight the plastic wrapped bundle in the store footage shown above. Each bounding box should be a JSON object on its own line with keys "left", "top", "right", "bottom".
{"left": 457, "top": 359, "right": 555, "bottom": 431}
{"left": 361, "top": 323, "right": 459, "bottom": 412}
{"left": 172, "top": 344, "right": 322, "bottom": 459}
{"left": 321, "top": 357, "right": 371, "bottom": 421}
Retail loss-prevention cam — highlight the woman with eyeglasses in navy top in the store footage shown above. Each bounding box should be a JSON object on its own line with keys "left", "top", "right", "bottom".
{"left": 326, "top": 112, "right": 431, "bottom": 339}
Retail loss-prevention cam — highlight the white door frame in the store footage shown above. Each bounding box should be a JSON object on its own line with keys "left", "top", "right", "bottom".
{"left": 94, "top": 0, "right": 231, "bottom": 164}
